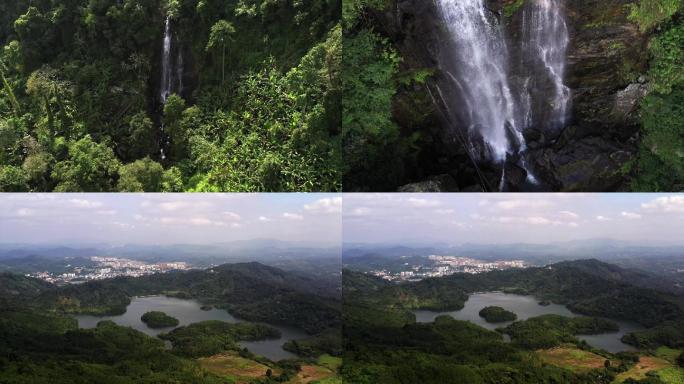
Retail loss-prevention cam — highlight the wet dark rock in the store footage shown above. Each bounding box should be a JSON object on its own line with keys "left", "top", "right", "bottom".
{"left": 612, "top": 83, "right": 649, "bottom": 123}
{"left": 501, "top": 162, "right": 528, "bottom": 191}
{"left": 461, "top": 184, "right": 486, "bottom": 192}
{"left": 398, "top": 174, "right": 459, "bottom": 192}
{"left": 530, "top": 136, "right": 631, "bottom": 191}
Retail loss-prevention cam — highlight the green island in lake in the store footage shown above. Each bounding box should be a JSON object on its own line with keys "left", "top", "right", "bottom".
{"left": 141, "top": 311, "right": 179, "bottom": 328}
{"left": 478, "top": 306, "right": 517, "bottom": 323}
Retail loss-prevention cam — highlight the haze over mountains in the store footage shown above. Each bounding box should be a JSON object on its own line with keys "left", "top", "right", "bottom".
{"left": 0, "top": 238, "right": 340, "bottom": 262}
{"left": 343, "top": 238, "right": 684, "bottom": 264}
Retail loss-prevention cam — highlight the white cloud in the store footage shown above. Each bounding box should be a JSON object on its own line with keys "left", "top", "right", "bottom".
{"left": 304, "top": 197, "right": 342, "bottom": 214}
{"left": 258, "top": 216, "right": 272, "bottom": 222}
{"left": 223, "top": 211, "right": 241, "bottom": 220}
{"left": 16, "top": 208, "right": 34, "bottom": 217}
{"left": 407, "top": 198, "right": 441, "bottom": 208}
{"left": 641, "top": 196, "right": 684, "bottom": 213}
{"left": 495, "top": 199, "right": 551, "bottom": 210}
{"left": 69, "top": 199, "right": 103, "bottom": 208}
{"left": 435, "top": 209, "right": 455, "bottom": 215}
{"left": 499, "top": 216, "right": 562, "bottom": 225}
{"left": 283, "top": 212, "right": 304, "bottom": 221}
{"left": 559, "top": 210, "right": 579, "bottom": 219}
{"left": 621, "top": 211, "right": 641, "bottom": 219}
{"left": 346, "top": 207, "right": 371, "bottom": 217}
{"left": 596, "top": 216, "right": 611, "bottom": 221}
{"left": 157, "top": 201, "right": 212, "bottom": 212}
{"left": 96, "top": 210, "right": 117, "bottom": 215}
{"left": 157, "top": 217, "right": 228, "bottom": 227}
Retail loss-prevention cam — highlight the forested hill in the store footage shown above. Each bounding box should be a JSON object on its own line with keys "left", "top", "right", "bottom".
{"left": 342, "top": 259, "right": 684, "bottom": 383}
{"left": 344, "top": 259, "right": 684, "bottom": 343}
{"left": 0, "top": 0, "right": 341, "bottom": 192}
{"left": 1, "top": 262, "right": 341, "bottom": 334}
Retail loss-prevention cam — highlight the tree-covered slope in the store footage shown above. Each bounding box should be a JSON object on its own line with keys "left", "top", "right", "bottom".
{"left": 21, "top": 262, "right": 341, "bottom": 334}
{"left": 0, "top": 0, "right": 341, "bottom": 192}
{"left": 341, "top": 259, "right": 684, "bottom": 383}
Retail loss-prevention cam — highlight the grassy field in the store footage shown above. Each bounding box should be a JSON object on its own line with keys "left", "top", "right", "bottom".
{"left": 613, "top": 354, "right": 684, "bottom": 384}
{"left": 537, "top": 346, "right": 611, "bottom": 372}
{"left": 198, "top": 352, "right": 277, "bottom": 383}
{"left": 198, "top": 351, "right": 341, "bottom": 384}
{"left": 284, "top": 355, "right": 341, "bottom": 384}
{"left": 285, "top": 364, "right": 339, "bottom": 384}
{"left": 317, "top": 354, "right": 342, "bottom": 371}
{"left": 656, "top": 347, "right": 682, "bottom": 363}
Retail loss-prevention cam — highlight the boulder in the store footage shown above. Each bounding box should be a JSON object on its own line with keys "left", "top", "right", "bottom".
{"left": 398, "top": 174, "right": 459, "bottom": 192}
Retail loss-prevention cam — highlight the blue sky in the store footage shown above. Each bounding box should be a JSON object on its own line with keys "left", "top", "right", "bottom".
{"left": 342, "top": 193, "right": 684, "bottom": 245}
{"left": 0, "top": 194, "right": 341, "bottom": 245}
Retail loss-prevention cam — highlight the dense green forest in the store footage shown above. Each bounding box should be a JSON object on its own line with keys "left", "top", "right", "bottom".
{"left": 341, "top": 260, "right": 684, "bottom": 383}
{"left": 0, "top": 262, "right": 343, "bottom": 383}
{"left": 0, "top": 0, "right": 341, "bottom": 191}
{"left": 2, "top": 262, "right": 341, "bottom": 334}
{"left": 141, "top": 310, "right": 179, "bottom": 328}
{"left": 0, "top": 306, "right": 324, "bottom": 383}
{"left": 478, "top": 305, "right": 517, "bottom": 323}
{"left": 158, "top": 320, "right": 281, "bottom": 357}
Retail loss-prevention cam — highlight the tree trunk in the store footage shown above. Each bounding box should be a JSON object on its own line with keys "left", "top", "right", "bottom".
{"left": 222, "top": 45, "right": 225, "bottom": 85}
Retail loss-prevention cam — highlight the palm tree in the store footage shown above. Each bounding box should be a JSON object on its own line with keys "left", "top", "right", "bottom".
{"left": 206, "top": 20, "right": 235, "bottom": 85}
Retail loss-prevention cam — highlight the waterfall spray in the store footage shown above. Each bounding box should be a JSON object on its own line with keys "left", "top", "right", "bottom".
{"left": 160, "top": 17, "right": 172, "bottom": 104}
{"left": 522, "top": 0, "right": 571, "bottom": 128}
{"left": 435, "top": 0, "right": 523, "bottom": 163}
{"left": 435, "top": 0, "right": 570, "bottom": 189}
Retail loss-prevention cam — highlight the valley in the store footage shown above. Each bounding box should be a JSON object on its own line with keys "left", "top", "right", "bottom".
{"left": 0, "top": 261, "right": 342, "bottom": 383}
{"left": 342, "top": 259, "right": 684, "bottom": 383}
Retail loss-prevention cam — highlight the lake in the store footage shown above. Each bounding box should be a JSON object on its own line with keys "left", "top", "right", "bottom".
{"left": 413, "top": 292, "right": 643, "bottom": 352}
{"left": 75, "top": 296, "right": 307, "bottom": 360}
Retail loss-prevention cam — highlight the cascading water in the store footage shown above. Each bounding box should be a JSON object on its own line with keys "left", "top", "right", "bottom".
{"left": 521, "top": 0, "right": 571, "bottom": 129}
{"left": 160, "top": 17, "right": 172, "bottom": 104}
{"left": 435, "top": 0, "right": 570, "bottom": 189}
{"left": 436, "top": 0, "right": 523, "bottom": 163}
{"left": 158, "top": 16, "right": 184, "bottom": 160}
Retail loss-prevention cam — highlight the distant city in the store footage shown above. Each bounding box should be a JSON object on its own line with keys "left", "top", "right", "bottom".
{"left": 28, "top": 257, "right": 191, "bottom": 285}
{"left": 370, "top": 255, "right": 527, "bottom": 282}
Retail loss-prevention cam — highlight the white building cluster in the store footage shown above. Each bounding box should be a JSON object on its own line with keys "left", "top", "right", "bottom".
{"left": 28, "top": 257, "right": 191, "bottom": 284}
{"left": 370, "top": 255, "right": 527, "bottom": 282}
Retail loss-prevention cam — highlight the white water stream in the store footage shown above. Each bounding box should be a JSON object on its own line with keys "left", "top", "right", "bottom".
{"left": 435, "top": 0, "right": 570, "bottom": 187}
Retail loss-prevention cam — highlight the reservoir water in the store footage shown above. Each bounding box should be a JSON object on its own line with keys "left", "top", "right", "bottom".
{"left": 413, "top": 292, "right": 642, "bottom": 352}
{"left": 75, "top": 296, "right": 307, "bottom": 360}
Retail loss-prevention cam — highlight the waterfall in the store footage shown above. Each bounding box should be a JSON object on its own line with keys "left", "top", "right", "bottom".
{"left": 435, "top": 0, "right": 570, "bottom": 188}
{"left": 521, "top": 0, "right": 571, "bottom": 129}
{"left": 160, "top": 17, "right": 172, "bottom": 104}
{"left": 436, "top": 0, "right": 522, "bottom": 163}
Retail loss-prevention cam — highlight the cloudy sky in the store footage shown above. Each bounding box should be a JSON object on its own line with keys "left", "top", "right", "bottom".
{"left": 0, "top": 194, "right": 341, "bottom": 245}
{"left": 343, "top": 193, "right": 684, "bottom": 246}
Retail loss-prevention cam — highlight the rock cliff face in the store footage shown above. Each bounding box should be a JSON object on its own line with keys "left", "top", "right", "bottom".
{"left": 525, "top": 0, "right": 649, "bottom": 191}
{"left": 372, "top": 0, "right": 650, "bottom": 191}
